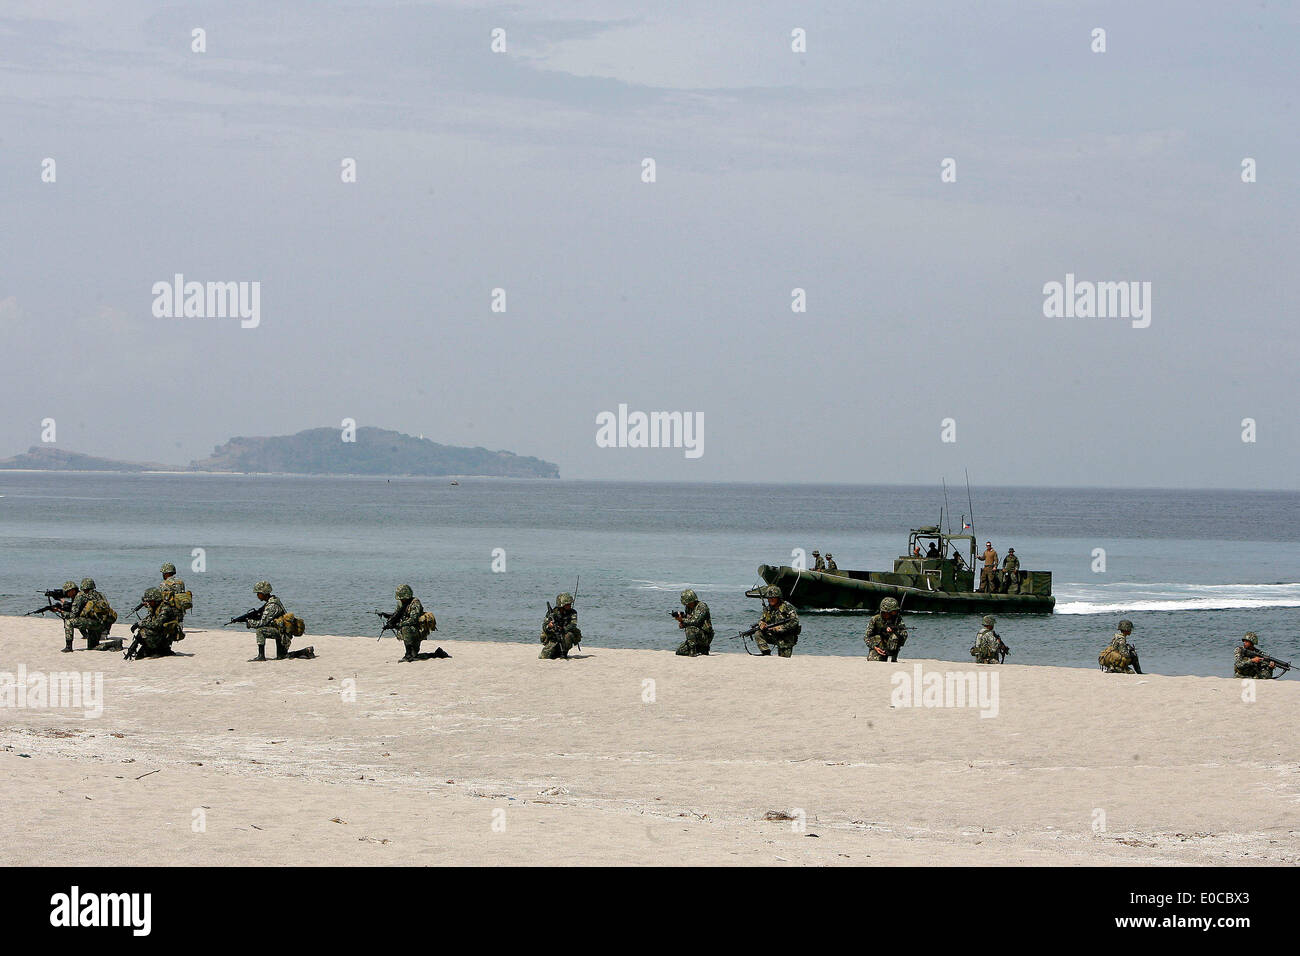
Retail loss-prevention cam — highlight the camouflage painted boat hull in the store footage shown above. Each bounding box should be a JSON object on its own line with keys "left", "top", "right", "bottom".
{"left": 758, "top": 564, "right": 1056, "bottom": 614}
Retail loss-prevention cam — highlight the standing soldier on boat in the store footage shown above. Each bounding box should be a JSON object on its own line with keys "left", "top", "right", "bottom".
{"left": 753, "top": 586, "right": 800, "bottom": 657}
{"left": 811, "top": 550, "right": 826, "bottom": 571}
{"left": 980, "top": 542, "right": 999, "bottom": 593}
{"left": 865, "top": 597, "right": 907, "bottom": 662}
{"left": 671, "top": 588, "right": 713, "bottom": 656}
{"left": 1099, "top": 620, "right": 1143, "bottom": 674}
{"left": 1001, "top": 548, "right": 1021, "bottom": 593}
{"left": 825, "top": 553, "right": 838, "bottom": 572}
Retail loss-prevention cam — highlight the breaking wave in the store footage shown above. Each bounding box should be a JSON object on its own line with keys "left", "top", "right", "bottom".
{"left": 1055, "top": 583, "right": 1300, "bottom": 615}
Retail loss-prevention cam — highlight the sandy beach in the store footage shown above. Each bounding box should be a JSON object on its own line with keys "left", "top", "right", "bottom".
{"left": 1, "top": 616, "right": 1296, "bottom": 866}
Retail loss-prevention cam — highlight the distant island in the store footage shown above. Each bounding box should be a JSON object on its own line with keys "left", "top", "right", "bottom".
{"left": 0, "top": 427, "right": 560, "bottom": 478}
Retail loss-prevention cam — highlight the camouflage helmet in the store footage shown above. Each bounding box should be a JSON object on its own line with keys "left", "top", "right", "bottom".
{"left": 680, "top": 588, "right": 698, "bottom": 605}
{"left": 812, "top": 550, "right": 820, "bottom": 555}
{"left": 63, "top": 580, "right": 77, "bottom": 592}
{"left": 556, "top": 592, "right": 574, "bottom": 607}
{"left": 80, "top": 577, "right": 96, "bottom": 591}
{"left": 1243, "top": 631, "right": 1258, "bottom": 644}
{"left": 395, "top": 584, "right": 414, "bottom": 600}
{"left": 879, "top": 597, "right": 900, "bottom": 614}
{"left": 142, "top": 587, "right": 163, "bottom": 603}
{"left": 762, "top": 585, "right": 782, "bottom": 599}
{"left": 1117, "top": 619, "right": 1133, "bottom": 634}
{"left": 254, "top": 581, "right": 272, "bottom": 595}
{"left": 160, "top": 562, "right": 177, "bottom": 575}
{"left": 982, "top": 615, "right": 995, "bottom": 627}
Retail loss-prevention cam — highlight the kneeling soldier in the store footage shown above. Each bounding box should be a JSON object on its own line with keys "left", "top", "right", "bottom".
{"left": 246, "top": 581, "right": 286, "bottom": 661}
{"left": 1099, "top": 619, "right": 1142, "bottom": 674}
{"left": 971, "top": 615, "right": 1002, "bottom": 663}
{"left": 755, "top": 586, "right": 800, "bottom": 657}
{"left": 865, "top": 597, "right": 908, "bottom": 661}
{"left": 132, "top": 587, "right": 181, "bottom": 658}
{"left": 1234, "top": 632, "right": 1277, "bottom": 680}
{"left": 540, "top": 592, "right": 581, "bottom": 659}
{"left": 61, "top": 577, "right": 116, "bottom": 652}
{"left": 672, "top": 588, "right": 713, "bottom": 656}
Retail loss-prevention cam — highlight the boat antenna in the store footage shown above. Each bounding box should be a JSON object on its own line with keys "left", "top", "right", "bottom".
{"left": 942, "top": 478, "right": 952, "bottom": 534}
{"left": 965, "top": 469, "right": 976, "bottom": 562}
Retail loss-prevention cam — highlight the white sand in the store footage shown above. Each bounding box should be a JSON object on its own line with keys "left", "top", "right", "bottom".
{"left": 1, "top": 616, "right": 1296, "bottom": 866}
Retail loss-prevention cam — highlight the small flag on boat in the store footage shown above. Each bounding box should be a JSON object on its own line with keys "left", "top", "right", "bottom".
{"left": 962, "top": 521, "right": 971, "bottom": 529}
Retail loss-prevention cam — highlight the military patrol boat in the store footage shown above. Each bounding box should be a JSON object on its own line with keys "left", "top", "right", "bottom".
{"left": 758, "top": 524, "right": 1055, "bottom": 614}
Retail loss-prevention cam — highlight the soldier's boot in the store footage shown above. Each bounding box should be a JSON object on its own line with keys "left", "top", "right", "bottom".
{"left": 400, "top": 641, "right": 416, "bottom": 662}
{"left": 287, "top": 646, "right": 315, "bottom": 659}
{"left": 62, "top": 638, "right": 74, "bottom": 653}
{"left": 86, "top": 634, "right": 100, "bottom": 650}
{"left": 275, "top": 638, "right": 288, "bottom": 660}
{"left": 759, "top": 648, "right": 772, "bottom": 656}
{"left": 251, "top": 644, "right": 267, "bottom": 662}
{"left": 777, "top": 647, "right": 793, "bottom": 658}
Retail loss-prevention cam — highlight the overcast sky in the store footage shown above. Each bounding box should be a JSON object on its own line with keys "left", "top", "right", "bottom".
{"left": 2, "top": 1, "right": 1297, "bottom": 487}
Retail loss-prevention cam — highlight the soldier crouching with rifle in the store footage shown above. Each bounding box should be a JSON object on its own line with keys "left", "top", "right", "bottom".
{"left": 1098, "top": 619, "right": 1143, "bottom": 674}
{"left": 60, "top": 578, "right": 117, "bottom": 653}
{"left": 377, "top": 584, "right": 445, "bottom": 662}
{"left": 865, "top": 596, "right": 907, "bottom": 662}
{"left": 671, "top": 588, "right": 713, "bottom": 656}
{"left": 752, "top": 585, "right": 800, "bottom": 657}
{"left": 539, "top": 592, "right": 581, "bottom": 659}
{"left": 127, "top": 587, "right": 181, "bottom": 659}
{"left": 1234, "top": 632, "right": 1290, "bottom": 679}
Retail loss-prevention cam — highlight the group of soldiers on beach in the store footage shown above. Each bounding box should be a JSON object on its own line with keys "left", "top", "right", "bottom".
{"left": 30, "top": 563, "right": 1290, "bottom": 678}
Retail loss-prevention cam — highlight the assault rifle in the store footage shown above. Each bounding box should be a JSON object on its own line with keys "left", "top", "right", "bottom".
{"left": 1254, "top": 652, "right": 1292, "bottom": 674}
{"left": 24, "top": 602, "right": 66, "bottom": 616}
{"left": 225, "top": 607, "right": 263, "bottom": 627}
{"left": 374, "top": 608, "right": 403, "bottom": 640}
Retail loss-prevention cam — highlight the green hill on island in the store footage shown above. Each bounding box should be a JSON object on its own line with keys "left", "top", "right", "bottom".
{"left": 0, "top": 446, "right": 168, "bottom": 472}
{"left": 189, "top": 427, "right": 560, "bottom": 478}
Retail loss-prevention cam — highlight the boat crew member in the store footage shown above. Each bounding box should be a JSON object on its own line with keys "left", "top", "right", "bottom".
{"left": 980, "top": 542, "right": 999, "bottom": 592}
{"left": 825, "top": 553, "right": 838, "bottom": 572}
{"left": 1001, "top": 548, "right": 1021, "bottom": 593}
{"left": 812, "top": 550, "right": 826, "bottom": 571}
{"left": 925, "top": 543, "right": 940, "bottom": 559}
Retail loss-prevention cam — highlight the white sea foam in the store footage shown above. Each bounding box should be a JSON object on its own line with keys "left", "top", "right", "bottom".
{"left": 1055, "top": 582, "right": 1300, "bottom": 614}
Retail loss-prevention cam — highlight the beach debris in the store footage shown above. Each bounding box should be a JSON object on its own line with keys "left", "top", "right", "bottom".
{"left": 538, "top": 785, "right": 569, "bottom": 796}
{"left": 359, "top": 836, "right": 390, "bottom": 845}
{"left": 110, "top": 733, "right": 125, "bottom": 738}
{"left": 763, "top": 810, "right": 797, "bottom": 821}
{"left": 330, "top": 817, "right": 347, "bottom": 825}
{"left": 1116, "top": 838, "right": 1157, "bottom": 848}
{"left": 135, "top": 769, "right": 160, "bottom": 780}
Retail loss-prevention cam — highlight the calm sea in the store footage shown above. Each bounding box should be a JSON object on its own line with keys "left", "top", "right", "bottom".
{"left": 2, "top": 473, "right": 1297, "bottom": 677}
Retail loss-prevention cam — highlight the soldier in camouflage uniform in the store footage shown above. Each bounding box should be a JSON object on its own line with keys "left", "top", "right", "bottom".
{"left": 132, "top": 587, "right": 181, "bottom": 658}
{"left": 540, "top": 592, "right": 581, "bottom": 659}
{"left": 245, "top": 581, "right": 287, "bottom": 661}
{"left": 812, "top": 550, "right": 826, "bottom": 572}
{"left": 1099, "top": 619, "right": 1142, "bottom": 674}
{"left": 391, "top": 584, "right": 426, "bottom": 662}
{"left": 672, "top": 588, "right": 713, "bottom": 656}
{"left": 754, "top": 585, "right": 800, "bottom": 657}
{"left": 159, "top": 562, "right": 191, "bottom": 622}
{"left": 60, "top": 577, "right": 113, "bottom": 652}
{"left": 865, "top": 596, "right": 908, "bottom": 661}
{"left": 825, "top": 553, "right": 838, "bottom": 572}
{"left": 971, "top": 615, "right": 1000, "bottom": 664}
{"left": 1234, "top": 632, "right": 1277, "bottom": 680}
{"left": 1000, "top": 548, "right": 1021, "bottom": 593}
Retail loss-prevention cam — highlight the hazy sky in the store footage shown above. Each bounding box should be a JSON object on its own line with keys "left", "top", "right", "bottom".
{"left": 3, "top": 1, "right": 1297, "bottom": 487}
